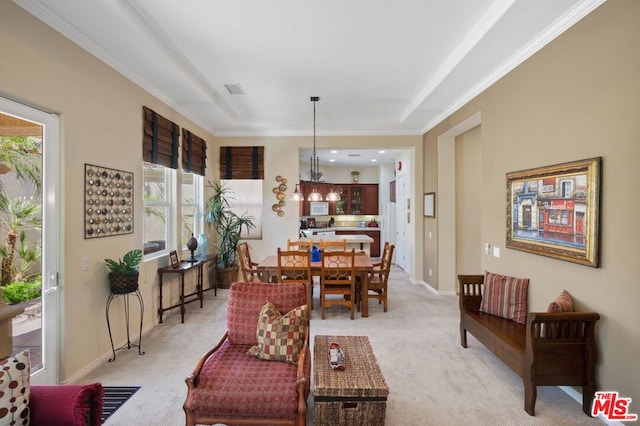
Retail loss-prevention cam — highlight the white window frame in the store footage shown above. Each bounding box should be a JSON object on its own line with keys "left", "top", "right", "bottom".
{"left": 181, "top": 172, "right": 204, "bottom": 250}
{"left": 143, "top": 162, "right": 175, "bottom": 260}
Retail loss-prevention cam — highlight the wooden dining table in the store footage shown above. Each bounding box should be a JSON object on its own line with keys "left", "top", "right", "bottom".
{"left": 256, "top": 252, "right": 375, "bottom": 317}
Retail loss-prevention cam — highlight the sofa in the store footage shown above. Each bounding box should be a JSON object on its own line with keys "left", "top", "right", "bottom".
{"left": 183, "top": 281, "right": 310, "bottom": 426}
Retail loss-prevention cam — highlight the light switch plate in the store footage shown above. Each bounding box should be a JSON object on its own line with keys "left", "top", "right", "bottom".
{"left": 493, "top": 247, "right": 500, "bottom": 258}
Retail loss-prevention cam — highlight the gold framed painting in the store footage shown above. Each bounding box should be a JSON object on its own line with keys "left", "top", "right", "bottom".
{"left": 506, "top": 157, "right": 601, "bottom": 267}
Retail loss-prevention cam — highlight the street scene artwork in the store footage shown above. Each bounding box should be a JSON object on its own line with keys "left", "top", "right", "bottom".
{"left": 506, "top": 157, "right": 601, "bottom": 267}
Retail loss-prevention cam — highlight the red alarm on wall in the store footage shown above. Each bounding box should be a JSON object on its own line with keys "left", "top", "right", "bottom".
{"left": 397, "top": 161, "right": 402, "bottom": 171}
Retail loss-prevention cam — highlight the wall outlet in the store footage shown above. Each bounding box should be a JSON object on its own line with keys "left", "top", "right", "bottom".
{"left": 428, "top": 268, "right": 433, "bottom": 276}
{"left": 82, "top": 257, "right": 90, "bottom": 271}
{"left": 429, "top": 231, "right": 432, "bottom": 239}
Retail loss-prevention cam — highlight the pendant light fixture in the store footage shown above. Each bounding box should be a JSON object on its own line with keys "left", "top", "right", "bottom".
{"left": 326, "top": 186, "right": 340, "bottom": 201}
{"left": 290, "top": 183, "right": 304, "bottom": 201}
{"left": 291, "top": 96, "right": 340, "bottom": 202}
{"left": 307, "top": 96, "right": 323, "bottom": 201}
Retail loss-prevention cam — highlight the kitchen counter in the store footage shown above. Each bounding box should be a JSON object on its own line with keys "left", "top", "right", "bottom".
{"left": 299, "top": 234, "right": 374, "bottom": 256}
{"left": 300, "top": 234, "right": 374, "bottom": 243}
{"left": 301, "top": 226, "right": 380, "bottom": 237}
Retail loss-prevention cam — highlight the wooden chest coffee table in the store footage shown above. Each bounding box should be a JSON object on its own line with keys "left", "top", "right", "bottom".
{"left": 313, "top": 335, "right": 389, "bottom": 426}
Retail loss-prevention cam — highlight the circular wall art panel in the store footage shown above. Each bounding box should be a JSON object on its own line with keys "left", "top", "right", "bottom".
{"left": 84, "top": 163, "right": 134, "bottom": 239}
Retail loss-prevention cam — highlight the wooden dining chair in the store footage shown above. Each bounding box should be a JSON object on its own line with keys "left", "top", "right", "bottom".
{"left": 287, "top": 239, "right": 314, "bottom": 251}
{"left": 320, "top": 249, "right": 356, "bottom": 320}
{"left": 277, "top": 248, "right": 313, "bottom": 309}
{"left": 362, "top": 242, "right": 395, "bottom": 313}
{"left": 237, "top": 242, "right": 267, "bottom": 282}
{"left": 319, "top": 239, "right": 347, "bottom": 252}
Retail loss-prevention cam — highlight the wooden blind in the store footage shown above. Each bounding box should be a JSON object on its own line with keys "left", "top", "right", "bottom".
{"left": 181, "top": 128, "right": 207, "bottom": 176}
{"left": 220, "top": 146, "right": 264, "bottom": 179}
{"left": 142, "top": 106, "right": 179, "bottom": 169}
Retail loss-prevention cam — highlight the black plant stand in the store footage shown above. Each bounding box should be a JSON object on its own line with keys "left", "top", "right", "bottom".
{"left": 106, "top": 288, "right": 145, "bottom": 362}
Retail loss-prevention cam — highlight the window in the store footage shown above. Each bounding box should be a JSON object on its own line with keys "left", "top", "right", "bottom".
{"left": 143, "top": 163, "right": 173, "bottom": 256}
{"left": 141, "top": 109, "right": 206, "bottom": 258}
{"left": 222, "top": 179, "right": 262, "bottom": 239}
{"left": 561, "top": 181, "right": 572, "bottom": 198}
{"left": 181, "top": 172, "right": 203, "bottom": 247}
{"left": 218, "top": 146, "right": 264, "bottom": 239}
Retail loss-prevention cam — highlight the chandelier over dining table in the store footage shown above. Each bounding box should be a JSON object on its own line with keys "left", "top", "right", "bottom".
{"left": 291, "top": 97, "right": 339, "bottom": 202}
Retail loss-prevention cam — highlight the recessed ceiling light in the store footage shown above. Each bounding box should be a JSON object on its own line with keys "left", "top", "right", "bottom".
{"left": 378, "top": 150, "right": 386, "bottom": 154}
{"left": 371, "top": 159, "right": 377, "bottom": 162}
{"left": 329, "top": 159, "right": 335, "bottom": 162}
{"left": 330, "top": 150, "right": 338, "bottom": 154}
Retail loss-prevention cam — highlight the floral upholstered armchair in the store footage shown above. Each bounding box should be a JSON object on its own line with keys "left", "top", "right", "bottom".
{"left": 183, "top": 281, "right": 310, "bottom": 426}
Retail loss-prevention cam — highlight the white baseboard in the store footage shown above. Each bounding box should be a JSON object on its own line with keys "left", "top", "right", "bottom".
{"left": 558, "top": 385, "right": 624, "bottom": 425}
{"left": 415, "top": 279, "right": 456, "bottom": 296}
{"left": 64, "top": 322, "right": 155, "bottom": 384}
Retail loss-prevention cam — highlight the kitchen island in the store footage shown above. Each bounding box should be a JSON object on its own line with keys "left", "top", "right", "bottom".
{"left": 300, "top": 226, "right": 381, "bottom": 256}
{"left": 299, "top": 234, "right": 374, "bottom": 256}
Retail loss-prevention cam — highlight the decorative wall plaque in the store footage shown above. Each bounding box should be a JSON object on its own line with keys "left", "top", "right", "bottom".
{"left": 272, "top": 175, "right": 287, "bottom": 217}
{"left": 84, "top": 163, "right": 134, "bottom": 239}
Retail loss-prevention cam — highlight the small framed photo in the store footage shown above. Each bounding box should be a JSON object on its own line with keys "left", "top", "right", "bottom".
{"left": 169, "top": 250, "right": 180, "bottom": 269}
{"left": 424, "top": 192, "right": 436, "bottom": 218}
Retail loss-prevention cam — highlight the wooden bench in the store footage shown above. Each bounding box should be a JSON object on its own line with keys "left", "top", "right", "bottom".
{"left": 458, "top": 274, "right": 600, "bottom": 416}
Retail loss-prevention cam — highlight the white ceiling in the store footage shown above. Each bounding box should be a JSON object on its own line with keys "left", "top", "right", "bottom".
{"left": 15, "top": 0, "right": 604, "bottom": 163}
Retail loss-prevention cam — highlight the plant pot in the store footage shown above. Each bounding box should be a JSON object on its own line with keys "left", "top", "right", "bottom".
{"left": 109, "top": 271, "right": 139, "bottom": 294}
{"left": 215, "top": 265, "right": 239, "bottom": 289}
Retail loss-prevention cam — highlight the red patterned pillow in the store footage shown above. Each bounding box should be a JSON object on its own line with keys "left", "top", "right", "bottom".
{"left": 480, "top": 271, "right": 529, "bottom": 324}
{"left": 0, "top": 350, "right": 30, "bottom": 425}
{"left": 547, "top": 289, "right": 574, "bottom": 312}
{"left": 248, "top": 301, "right": 308, "bottom": 364}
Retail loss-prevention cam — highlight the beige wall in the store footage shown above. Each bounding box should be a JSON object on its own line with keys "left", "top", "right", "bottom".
{"left": 424, "top": 0, "right": 639, "bottom": 406}
{"left": 455, "top": 126, "right": 482, "bottom": 283}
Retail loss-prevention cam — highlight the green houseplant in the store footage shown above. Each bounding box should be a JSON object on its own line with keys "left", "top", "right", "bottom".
{"left": 204, "top": 181, "right": 256, "bottom": 288}
{"left": 104, "top": 248, "right": 142, "bottom": 294}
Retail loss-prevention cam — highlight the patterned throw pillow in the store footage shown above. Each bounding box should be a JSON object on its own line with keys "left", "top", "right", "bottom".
{"left": 0, "top": 350, "right": 30, "bottom": 425}
{"left": 248, "top": 301, "right": 308, "bottom": 364}
{"left": 479, "top": 271, "right": 530, "bottom": 324}
{"left": 547, "top": 289, "right": 574, "bottom": 312}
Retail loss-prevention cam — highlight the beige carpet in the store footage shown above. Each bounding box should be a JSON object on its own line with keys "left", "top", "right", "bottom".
{"left": 81, "top": 267, "right": 604, "bottom": 425}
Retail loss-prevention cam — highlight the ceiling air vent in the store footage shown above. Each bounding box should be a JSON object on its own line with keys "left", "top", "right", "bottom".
{"left": 348, "top": 154, "right": 361, "bottom": 157}
{"left": 224, "top": 84, "right": 246, "bottom": 95}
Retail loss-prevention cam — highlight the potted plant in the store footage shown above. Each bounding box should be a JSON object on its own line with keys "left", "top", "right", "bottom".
{"left": 104, "top": 249, "right": 142, "bottom": 294}
{"left": 204, "top": 181, "right": 256, "bottom": 288}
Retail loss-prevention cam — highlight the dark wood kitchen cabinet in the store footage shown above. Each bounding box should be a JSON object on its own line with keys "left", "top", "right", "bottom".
{"left": 300, "top": 181, "right": 378, "bottom": 216}
{"left": 362, "top": 184, "right": 379, "bottom": 215}
{"left": 349, "top": 186, "right": 363, "bottom": 214}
